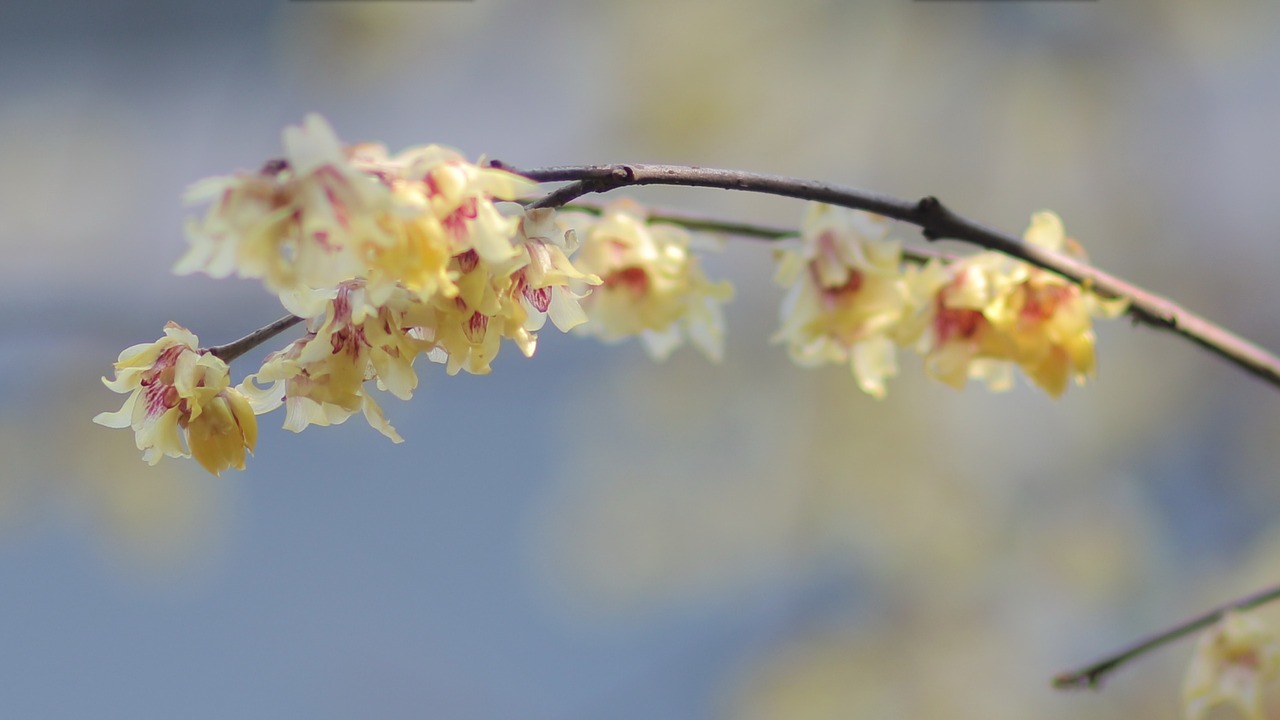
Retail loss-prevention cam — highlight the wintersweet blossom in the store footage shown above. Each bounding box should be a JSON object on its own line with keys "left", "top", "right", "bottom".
{"left": 354, "top": 141, "right": 536, "bottom": 309}
{"left": 985, "top": 211, "right": 1128, "bottom": 396}
{"left": 177, "top": 114, "right": 535, "bottom": 317}
{"left": 773, "top": 203, "right": 906, "bottom": 398}
{"left": 508, "top": 208, "right": 599, "bottom": 337}
{"left": 177, "top": 114, "right": 401, "bottom": 316}
{"left": 899, "top": 211, "right": 1125, "bottom": 396}
{"left": 1183, "top": 611, "right": 1280, "bottom": 720}
{"left": 898, "top": 253, "right": 1020, "bottom": 392}
{"left": 571, "top": 200, "right": 734, "bottom": 362}
{"left": 403, "top": 208, "right": 600, "bottom": 376}
{"left": 238, "top": 282, "right": 431, "bottom": 442}
{"left": 94, "top": 323, "right": 257, "bottom": 475}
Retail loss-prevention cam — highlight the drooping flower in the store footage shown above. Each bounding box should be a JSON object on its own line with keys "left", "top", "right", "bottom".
{"left": 177, "top": 114, "right": 536, "bottom": 318}
{"left": 1183, "top": 611, "right": 1280, "bottom": 720}
{"left": 505, "top": 208, "right": 600, "bottom": 337}
{"left": 94, "top": 322, "right": 257, "bottom": 476}
{"left": 773, "top": 203, "right": 907, "bottom": 398}
{"left": 238, "top": 282, "right": 431, "bottom": 442}
{"left": 898, "top": 252, "right": 1020, "bottom": 392}
{"left": 177, "top": 115, "right": 402, "bottom": 316}
{"left": 899, "top": 211, "right": 1125, "bottom": 396}
{"left": 571, "top": 200, "right": 734, "bottom": 362}
{"left": 983, "top": 211, "right": 1128, "bottom": 396}
{"left": 355, "top": 141, "right": 536, "bottom": 309}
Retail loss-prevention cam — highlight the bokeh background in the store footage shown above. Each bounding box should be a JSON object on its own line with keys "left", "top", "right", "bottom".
{"left": 5, "top": 1, "right": 1280, "bottom": 718}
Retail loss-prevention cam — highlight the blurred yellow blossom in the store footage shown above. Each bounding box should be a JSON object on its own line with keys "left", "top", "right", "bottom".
{"left": 177, "top": 114, "right": 400, "bottom": 316}
{"left": 899, "top": 211, "right": 1124, "bottom": 396}
{"left": 1183, "top": 611, "right": 1280, "bottom": 720}
{"left": 773, "top": 203, "right": 906, "bottom": 398}
{"left": 94, "top": 322, "right": 256, "bottom": 476}
{"left": 899, "top": 252, "right": 1019, "bottom": 392}
{"left": 571, "top": 200, "right": 734, "bottom": 362}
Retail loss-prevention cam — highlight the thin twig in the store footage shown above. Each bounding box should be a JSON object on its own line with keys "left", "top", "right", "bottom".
{"left": 556, "top": 201, "right": 953, "bottom": 266}
{"left": 1053, "top": 582, "right": 1280, "bottom": 690}
{"left": 492, "top": 161, "right": 1280, "bottom": 392}
{"left": 205, "top": 314, "right": 304, "bottom": 364}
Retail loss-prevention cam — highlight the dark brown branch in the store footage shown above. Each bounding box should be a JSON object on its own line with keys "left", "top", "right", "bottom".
{"left": 1053, "top": 582, "right": 1280, "bottom": 690}
{"left": 558, "top": 202, "right": 953, "bottom": 266}
{"left": 205, "top": 314, "right": 304, "bottom": 364}
{"left": 494, "top": 161, "right": 1280, "bottom": 392}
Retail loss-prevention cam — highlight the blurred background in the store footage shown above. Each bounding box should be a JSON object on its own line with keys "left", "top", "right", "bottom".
{"left": 4, "top": 0, "right": 1280, "bottom": 717}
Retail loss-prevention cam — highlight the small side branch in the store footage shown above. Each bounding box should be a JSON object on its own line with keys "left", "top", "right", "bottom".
{"left": 205, "top": 314, "right": 304, "bottom": 364}
{"left": 558, "top": 201, "right": 953, "bottom": 266}
{"left": 1053, "top": 582, "right": 1280, "bottom": 690}
{"left": 495, "top": 161, "right": 1280, "bottom": 393}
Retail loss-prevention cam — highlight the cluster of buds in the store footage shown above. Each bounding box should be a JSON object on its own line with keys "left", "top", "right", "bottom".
{"left": 774, "top": 203, "right": 1126, "bottom": 399}
{"left": 97, "top": 115, "right": 1124, "bottom": 474}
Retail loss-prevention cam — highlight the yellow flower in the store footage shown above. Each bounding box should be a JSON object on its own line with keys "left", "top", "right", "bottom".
{"left": 239, "top": 282, "right": 429, "bottom": 441}
{"left": 900, "top": 212, "right": 1125, "bottom": 396}
{"left": 987, "top": 212, "right": 1128, "bottom": 396}
{"left": 356, "top": 141, "right": 536, "bottom": 308}
{"left": 178, "top": 114, "right": 536, "bottom": 318}
{"left": 177, "top": 114, "right": 401, "bottom": 316}
{"left": 504, "top": 208, "right": 600, "bottom": 337}
{"left": 901, "top": 253, "right": 1019, "bottom": 392}
{"left": 773, "top": 203, "right": 906, "bottom": 398}
{"left": 94, "top": 322, "right": 257, "bottom": 476}
{"left": 1183, "top": 611, "right": 1280, "bottom": 720}
{"left": 571, "top": 200, "right": 734, "bottom": 361}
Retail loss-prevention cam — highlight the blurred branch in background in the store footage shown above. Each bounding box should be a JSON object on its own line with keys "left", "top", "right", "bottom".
{"left": 1055, "top": 581, "right": 1280, "bottom": 690}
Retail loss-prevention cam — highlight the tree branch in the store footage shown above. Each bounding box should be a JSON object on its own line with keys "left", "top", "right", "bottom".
{"left": 1053, "top": 582, "right": 1280, "bottom": 690}
{"left": 205, "top": 314, "right": 304, "bottom": 364}
{"left": 557, "top": 201, "right": 954, "bottom": 266}
{"left": 492, "top": 161, "right": 1280, "bottom": 392}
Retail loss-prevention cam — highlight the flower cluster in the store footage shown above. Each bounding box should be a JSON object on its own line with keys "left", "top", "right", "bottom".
{"left": 1183, "top": 611, "right": 1280, "bottom": 720}
{"left": 100, "top": 115, "right": 608, "bottom": 469}
{"left": 93, "top": 323, "right": 256, "bottom": 476}
{"left": 774, "top": 204, "right": 1126, "bottom": 398}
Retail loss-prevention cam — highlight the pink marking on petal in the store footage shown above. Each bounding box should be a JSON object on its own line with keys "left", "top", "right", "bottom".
{"left": 603, "top": 267, "right": 649, "bottom": 297}
{"left": 814, "top": 264, "right": 863, "bottom": 309}
{"left": 817, "top": 230, "right": 842, "bottom": 269}
{"left": 934, "top": 295, "right": 986, "bottom": 345}
{"left": 320, "top": 169, "right": 350, "bottom": 230}
{"left": 332, "top": 287, "right": 353, "bottom": 324}
{"left": 524, "top": 285, "right": 553, "bottom": 313}
{"left": 1019, "top": 283, "right": 1073, "bottom": 323}
{"left": 143, "top": 381, "right": 178, "bottom": 418}
{"left": 442, "top": 197, "right": 479, "bottom": 241}
{"left": 313, "top": 230, "right": 344, "bottom": 253}
{"left": 528, "top": 241, "right": 551, "bottom": 270}
{"left": 464, "top": 312, "right": 489, "bottom": 343}
{"left": 329, "top": 324, "right": 369, "bottom": 358}
{"left": 455, "top": 249, "right": 480, "bottom": 274}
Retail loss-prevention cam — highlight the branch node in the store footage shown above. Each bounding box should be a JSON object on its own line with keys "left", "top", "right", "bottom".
{"left": 917, "top": 195, "right": 943, "bottom": 214}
